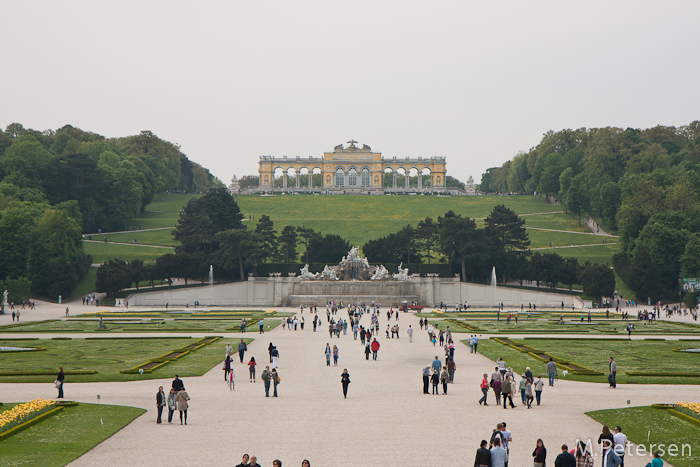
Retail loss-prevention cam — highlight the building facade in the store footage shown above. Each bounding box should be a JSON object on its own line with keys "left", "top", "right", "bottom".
{"left": 257, "top": 140, "right": 447, "bottom": 192}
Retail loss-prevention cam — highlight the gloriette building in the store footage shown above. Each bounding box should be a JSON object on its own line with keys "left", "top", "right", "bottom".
{"left": 257, "top": 140, "right": 447, "bottom": 193}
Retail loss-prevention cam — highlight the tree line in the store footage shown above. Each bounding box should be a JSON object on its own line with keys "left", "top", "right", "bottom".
{"left": 480, "top": 122, "right": 700, "bottom": 302}
{"left": 0, "top": 123, "right": 223, "bottom": 299}
{"left": 97, "top": 190, "right": 613, "bottom": 301}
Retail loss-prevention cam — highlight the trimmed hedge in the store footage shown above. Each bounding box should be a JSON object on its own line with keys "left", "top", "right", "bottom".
{"left": 668, "top": 408, "right": 700, "bottom": 428}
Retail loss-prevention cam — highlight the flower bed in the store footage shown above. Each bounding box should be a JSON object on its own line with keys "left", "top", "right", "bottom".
{"left": 675, "top": 402, "right": 700, "bottom": 422}
{"left": 0, "top": 398, "right": 56, "bottom": 435}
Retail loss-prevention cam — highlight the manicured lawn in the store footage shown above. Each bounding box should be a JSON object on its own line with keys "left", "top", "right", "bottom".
{"left": 549, "top": 243, "right": 619, "bottom": 265}
{"left": 527, "top": 229, "right": 606, "bottom": 248}
{"left": 76, "top": 310, "right": 286, "bottom": 319}
{"left": 83, "top": 241, "right": 173, "bottom": 263}
{"left": 586, "top": 406, "right": 698, "bottom": 467}
{"left": 475, "top": 337, "right": 700, "bottom": 384}
{"left": 0, "top": 402, "right": 146, "bottom": 467}
{"left": 433, "top": 317, "right": 700, "bottom": 336}
{"left": 0, "top": 318, "right": 281, "bottom": 334}
{"left": 102, "top": 229, "right": 176, "bottom": 247}
{"left": 520, "top": 212, "right": 590, "bottom": 232}
{"left": 0, "top": 337, "right": 252, "bottom": 383}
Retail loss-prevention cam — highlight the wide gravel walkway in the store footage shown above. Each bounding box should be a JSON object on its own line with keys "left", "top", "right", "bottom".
{"left": 0, "top": 305, "right": 688, "bottom": 466}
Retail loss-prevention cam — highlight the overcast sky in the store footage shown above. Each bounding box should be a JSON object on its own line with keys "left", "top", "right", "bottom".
{"left": 2, "top": 1, "right": 699, "bottom": 185}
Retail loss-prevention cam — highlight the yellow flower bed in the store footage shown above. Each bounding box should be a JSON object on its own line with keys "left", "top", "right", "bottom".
{"left": 676, "top": 402, "right": 700, "bottom": 416}
{"left": 0, "top": 398, "right": 55, "bottom": 429}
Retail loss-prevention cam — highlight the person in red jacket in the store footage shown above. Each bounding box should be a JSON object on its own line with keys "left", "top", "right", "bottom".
{"left": 371, "top": 338, "right": 380, "bottom": 360}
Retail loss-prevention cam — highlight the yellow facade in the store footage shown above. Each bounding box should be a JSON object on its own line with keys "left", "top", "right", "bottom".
{"left": 258, "top": 141, "right": 446, "bottom": 192}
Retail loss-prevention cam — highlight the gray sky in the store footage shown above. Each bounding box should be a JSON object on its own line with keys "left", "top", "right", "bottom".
{"left": 2, "top": 1, "right": 699, "bottom": 185}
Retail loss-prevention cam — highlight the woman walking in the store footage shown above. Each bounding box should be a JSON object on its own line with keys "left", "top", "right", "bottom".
{"left": 223, "top": 355, "right": 232, "bottom": 381}
{"left": 525, "top": 377, "right": 534, "bottom": 408}
{"left": 575, "top": 440, "right": 594, "bottom": 467}
{"left": 341, "top": 369, "right": 351, "bottom": 398}
{"left": 431, "top": 369, "right": 439, "bottom": 394}
{"left": 176, "top": 389, "right": 190, "bottom": 425}
{"left": 332, "top": 345, "right": 339, "bottom": 366}
{"left": 532, "top": 439, "right": 547, "bottom": 467}
{"left": 478, "top": 373, "right": 489, "bottom": 405}
{"left": 248, "top": 356, "right": 257, "bottom": 382}
{"left": 167, "top": 388, "right": 177, "bottom": 424}
{"left": 440, "top": 366, "right": 449, "bottom": 394}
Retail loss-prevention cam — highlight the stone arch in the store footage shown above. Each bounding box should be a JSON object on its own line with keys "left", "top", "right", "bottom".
{"left": 273, "top": 166, "right": 285, "bottom": 187}
{"left": 311, "top": 166, "right": 322, "bottom": 187}
{"left": 421, "top": 167, "right": 432, "bottom": 188}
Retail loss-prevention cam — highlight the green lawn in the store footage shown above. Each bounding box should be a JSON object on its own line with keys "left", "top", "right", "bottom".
{"left": 0, "top": 403, "right": 145, "bottom": 467}
{"left": 433, "top": 317, "right": 700, "bottom": 336}
{"left": 83, "top": 241, "right": 173, "bottom": 263}
{"left": 0, "top": 317, "right": 282, "bottom": 334}
{"left": 475, "top": 337, "right": 700, "bottom": 384}
{"left": 520, "top": 212, "right": 590, "bottom": 232}
{"left": 101, "top": 229, "right": 176, "bottom": 247}
{"left": 546, "top": 243, "right": 619, "bottom": 265}
{"left": 0, "top": 337, "right": 252, "bottom": 383}
{"left": 587, "top": 406, "right": 698, "bottom": 467}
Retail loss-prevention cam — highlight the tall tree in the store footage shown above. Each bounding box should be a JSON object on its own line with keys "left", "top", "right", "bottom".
{"left": 173, "top": 188, "right": 244, "bottom": 258}
{"left": 277, "top": 225, "right": 298, "bottom": 263}
{"left": 215, "top": 228, "right": 262, "bottom": 280}
{"left": 296, "top": 226, "right": 320, "bottom": 264}
{"left": 417, "top": 217, "right": 439, "bottom": 264}
{"left": 308, "top": 234, "right": 351, "bottom": 264}
{"left": 437, "top": 211, "right": 477, "bottom": 281}
{"left": 254, "top": 215, "right": 278, "bottom": 261}
{"left": 484, "top": 205, "right": 529, "bottom": 251}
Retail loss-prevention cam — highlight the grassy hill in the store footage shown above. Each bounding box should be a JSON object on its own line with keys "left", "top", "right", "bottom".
{"left": 83, "top": 193, "right": 617, "bottom": 264}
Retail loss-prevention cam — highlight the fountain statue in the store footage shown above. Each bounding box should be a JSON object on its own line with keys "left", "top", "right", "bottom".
{"left": 393, "top": 262, "right": 409, "bottom": 281}
{"left": 299, "top": 264, "right": 319, "bottom": 280}
{"left": 321, "top": 265, "right": 339, "bottom": 281}
{"left": 371, "top": 265, "right": 391, "bottom": 281}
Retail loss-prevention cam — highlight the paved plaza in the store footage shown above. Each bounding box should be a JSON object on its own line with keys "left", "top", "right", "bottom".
{"left": 0, "top": 302, "right": 690, "bottom": 466}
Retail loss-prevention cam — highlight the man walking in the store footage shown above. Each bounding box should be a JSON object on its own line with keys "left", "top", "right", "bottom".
{"left": 172, "top": 374, "right": 185, "bottom": 394}
{"left": 271, "top": 368, "right": 279, "bottom": 397}
{"left": 238, "top": 339, "right": 247, "bottom": 363}
{"left": 554, "top": 444, "right": 576, "bottom": 467}
{"left": 473, "top": 334, "right": 479, "bottom": 352}
{"left": 259, "top": 318, "right": 264, "bottom": 334}
{"left": 431, "top": 355, "right": 442, "bottom": 373}
{"left": 156, "top": 386, "right": 165, "bottom": 424}
{"left": 262, "top": 366, "right": 271, "bottom": 397}
{"left": 371, "top": 338, "right": 380, "bottom": 360}
{"left": 271, "top": 346, "right": 279, "bottom": 368}
{"left": 608, "top": 356, "right": 617, "bottom": 388}
{"left": 547, "top": 358, "right": 557, "bottom": 386}
{"left": 422, "top": 366, "right": 431, "bottom": 394}
{"left": 490, "top": 438, "right": 508, "bottom": 467}
{"left": 613, "top": 426, "right": 628, "bottom": 467}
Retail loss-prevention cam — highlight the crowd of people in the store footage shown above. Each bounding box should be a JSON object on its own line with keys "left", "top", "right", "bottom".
{"left": 474, "top": 422, "right": 663, "bottom": 467}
